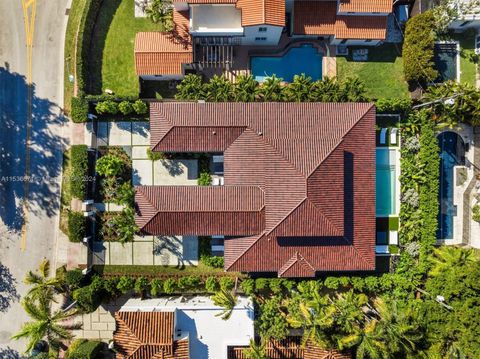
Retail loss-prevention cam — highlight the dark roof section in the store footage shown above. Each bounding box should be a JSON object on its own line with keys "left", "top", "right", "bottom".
{"left": 140, "top": 102, "right": 376, "bottom": 276}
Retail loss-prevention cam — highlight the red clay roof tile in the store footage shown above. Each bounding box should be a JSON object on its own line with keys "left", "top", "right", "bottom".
{"left": 338, "top": 0, "right": 393, "bottom": 13}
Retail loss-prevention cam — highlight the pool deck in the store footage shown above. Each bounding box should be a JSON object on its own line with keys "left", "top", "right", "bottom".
{"left": 201, "top": 35, "right": 336, "bottom": 81}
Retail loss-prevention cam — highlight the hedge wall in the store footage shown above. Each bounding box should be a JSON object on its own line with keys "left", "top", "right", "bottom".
{"left": 65, "top": 339, "right": 103, "bottom": 359}
{"left": 68, "top": 211, "right": 86, "bottom": 243}
{"left": 76, "top": 0, "right": 103, "bottom": 94}
{"left": 70, "top": 145, "right": 89, "bottom": 199}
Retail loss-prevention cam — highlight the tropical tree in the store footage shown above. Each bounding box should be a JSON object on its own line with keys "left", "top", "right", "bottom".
{"left": 204, "top": 75, "right": 234, "bottom": 102}
{"left": 145, "top": 0, "right": 174, "bottom": 31}
{"left": 309, "top": 77, "right": 342, "bottom": 102}
{"left": 12, "top": 297, "right": 78, "bottom": 355}
{"left": 96, "top": 154, "right": 124, "bottom": 177}
{"left": 24, "top": 260, "right": 64, "bottom": 304}
{"left": 234, "top": 74, "right": 260, "bottom": 102}
{"left": 211, "top": 288, "right": 237, "bottom": 320}
{"left": 340, "top": 77, "right": 369, "bottom": 102}
{"left": 109, "top": 207, "right": 138, "bottom": 244}
{"left": 175, "top": 74, "right": 204, "bottom": 100}
{"left": 283, "top": 74, "right": 313, "bottom": 102}
{"left": 258, "top": 75, "right": 285, "bottom": 102}
{"left": 242, "top": 338, "right": 268, "bottom": 359}
{"left": 429, "top": 246, "right": 477, "bottom": 277}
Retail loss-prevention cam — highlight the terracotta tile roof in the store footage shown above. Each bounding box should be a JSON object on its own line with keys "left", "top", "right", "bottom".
{"left": 338, "top": 0, "right": 393, "bottom": 13}
{"left": 236, "top": 0, "right": 285, "bottom": 26}
{"left": 134, "top": 10, "right": 192, "bottom": 75}
{"left": 334, "top": 15, "right": 387, "bottom": 39}
{"left": 136, "top": 186, "right": 265, "bottom": 236}
{"left": 293, "top": 1, "right": 388, "bottom": 39}
{"left": 174, "top": 0, "right": 236, "bottom": 3}
{"left": 293, "top": 0, "right": 337, "bottom": 35}
{"left": 140, "top": 102, "right": 376, "bottom": 276}
{"left": 228, "top": 338, "right": 352, "bottom": 359}
{"left": 114, "top": 311, "right": 190, "bottom": 359}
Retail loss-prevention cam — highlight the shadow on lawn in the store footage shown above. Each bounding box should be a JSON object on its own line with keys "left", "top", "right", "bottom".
{"left": 341, "top": 43, "right": 402, "bottom": 63}
{"left": 88, "top": 0, "right": 122, "bottom": 94}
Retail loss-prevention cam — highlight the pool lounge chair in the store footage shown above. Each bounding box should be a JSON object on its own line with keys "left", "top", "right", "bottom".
{"left": 390, "top": 128, "right": 398, "bottom": 145}
{"left": 379, "top": 128, "right": 387, "bottom": 145}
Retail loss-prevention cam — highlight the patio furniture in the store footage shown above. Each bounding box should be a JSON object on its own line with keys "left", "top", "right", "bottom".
{"left": 212, "top": 177, "right": 220, "bottom": 186}
{"left": 390, "top": 128, "right": 398, "bottom": 145}
{"left": 379, "top": 128, "right": 387, "bottom": 145}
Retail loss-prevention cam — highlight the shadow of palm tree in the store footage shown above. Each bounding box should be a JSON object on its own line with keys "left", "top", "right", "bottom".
{"left": 0, "top": 347, "right": 22, "bottom": 359}
{"left": 0, "top": 263, "right": 19, "bottom": 313}
{"left": 0, "top": 66, "right": 67, "bottom": 231}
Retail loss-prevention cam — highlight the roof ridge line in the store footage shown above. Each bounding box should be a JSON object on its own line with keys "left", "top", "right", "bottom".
{"left": 224, "top": 234, "right": 264, "bottom": 271}
{"left": 136, "top": 187, "right": 161, "bottom": 232}
{"left": 115, "top": 314, "right": 143, "bottom": 353}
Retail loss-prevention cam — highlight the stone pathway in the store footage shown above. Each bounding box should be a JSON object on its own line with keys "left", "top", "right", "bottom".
{"left": 72, "top": 304, "right": 118, "bottom": 342}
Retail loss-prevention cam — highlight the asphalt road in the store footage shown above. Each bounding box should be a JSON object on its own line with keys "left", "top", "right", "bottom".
{"left": 0, "top": 0, "right": 69, "bottom": 355}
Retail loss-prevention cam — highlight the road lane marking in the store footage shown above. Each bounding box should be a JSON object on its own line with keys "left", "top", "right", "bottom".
{"left": 20, "top": 0, "right": 36, "bottom": 252}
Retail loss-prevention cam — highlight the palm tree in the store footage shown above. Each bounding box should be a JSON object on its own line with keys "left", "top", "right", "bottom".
{"left": 309, "top": 77, "right": 342, "bottom": 102}
{"left": 110, "top": 207, "right": 139, "bottom": 244}
{"left": 204, "top": 75, "right": 234, "bottom": 102}
{"left": 429, "top": 246, "right": 477, "bottom": 277}
{"left": 211, "top": 289, "right": 237, "bottom": 320}
{"left": 342, "top": 320, "right": 386, "bottom": 359}
{"left": 175, "top": 74, "right": 204, "bottom": 100}
{"left": 24, "top": 260, "right": 63, "bottom": 304}
{"left": 340, "top": 77, "right": 369, "bottom": 102}
{"left": 234, "top": 74, "right": 259, "bottom": 102}
{"left": 258, "top": 75, "right": 285, "bottom": 102}
{"left": 11, "top": 296, "right": 78, "bottom": 354}
{"left": 145, "top": 0, "right": 174, "bottom": 31}
{"left": 243, "top": 338, "right": 268, "bottom": 359}
{"left": 283, "top": 74, "right": 313, "bottom": 102}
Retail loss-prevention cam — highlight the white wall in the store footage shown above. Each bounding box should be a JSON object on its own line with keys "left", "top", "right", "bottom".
{"left": 242, "top": 25, "right": 283, "bottom": 45}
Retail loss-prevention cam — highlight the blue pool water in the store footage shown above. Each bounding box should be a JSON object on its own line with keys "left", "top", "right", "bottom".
{"left": 437, "top": 132, "right": 465, "bottom": 240}
{"left": 250, "top": 44, "right": 322, "bottom": 82}
{"left": 376, "top": 149, "right": 396, "bottom": 216}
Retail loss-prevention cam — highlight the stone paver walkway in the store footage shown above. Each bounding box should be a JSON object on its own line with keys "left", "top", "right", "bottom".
{"left": 72, "top": 303, "right": 119, "bottom": 342}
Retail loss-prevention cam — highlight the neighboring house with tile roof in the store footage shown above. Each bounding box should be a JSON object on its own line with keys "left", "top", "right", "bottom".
{"left": 134, "top": 0, "right": 395, "bottom": 79}
{"left": 293, "top": 0, "right": 393, "bottom": 46}
{"left": 135, "top": 102, "right": 376, "bottom": 277}
{"left": 113, "top": 296, "right": 254, "bottom": 359}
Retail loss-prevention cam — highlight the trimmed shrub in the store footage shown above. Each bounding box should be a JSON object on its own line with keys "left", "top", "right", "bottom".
{"left": 95, "top": 100, "right": 118, "bottom": 115}
{"left": 205, "top": 277, "right": 219, "bottom": 293}
{"left": 103, "top": 277, "right": 120, "bottom": 298}
{"left": 118, "top": 101, "right": 134, "bottom": 115}
{"left": 375, "top": 98, "right": 412, "bottom": 116}
{"left": 240, "top": 279, "right": 255, "bottom": 296}
{"left": 403, "top": 11, "right": 438, "bottom": 85}
{"left": 255, "top": 278, "right": 268, "bottom": 291}
{"left": 219, "top": 277, "right": 235, "bottom": 291}
{"left": 96, "top": 154, "right": 124, "bottom": 177}
{"left": 70, "top": 145, "right": 89, "bottom": 200}
{"left": 163, "top": 278, "right": 176, "bottom": 294}
{"left": 201, "top": 255, "right": 224, "bottom": 268}
{"left": 73, "top": 276, "right": 105, "bottom": 313}
{"left": 71, "top": 96, "right": 89, "bottom": 123}
{"left": 67, "top": 211, "right": 86, "bottom": 243}
{"left": 66, "top": 339, "right": 103, "bottom": 359}
{"left": 65, "top": 269, "right": 84, "bottom": 290}
{"left": 132, "top": 99, "right": 148, "bottom": 115}
{"left": 117, "top": 276, "right": 135, "bottom": 294}
{"left": 198, "top": 171, "right": 212, "bottom": 186}
{"left": 150, "top": 278, "right": 163, "bottom": 297}
{"left": 147, "top": 147, "right": 165, "bottom": 161}
{"left": 134, "top": 277, "right": 150, "bottom": 296}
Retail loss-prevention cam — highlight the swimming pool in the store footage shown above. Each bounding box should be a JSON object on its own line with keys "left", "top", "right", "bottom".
{"left": 376, "top": 149, "right": 396, "bottom": 216}
{"left": 434, "top": 42, "right": 459, "bottom": 83}
{"left": 250, "top": 44, "right": 322, "bottom": 82}
{"left": 437, "top": 132, "right": 465, "bottom": 240}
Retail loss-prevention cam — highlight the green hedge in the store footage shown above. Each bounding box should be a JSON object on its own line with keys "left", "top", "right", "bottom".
{"left": 76, "top": 0, "right": 103, "bottom": 93}
{"left": 66, "top": 339, "right": 103, "bottom": 359}
{"left": 71, "top": 96, "right": 89, "bottom": 123}
{"left": 403, "top": 11, "right": 438, "bottom": 85}
{"left": 70, "top": 145, "right": 89, "bottom": 200}
{"left": 68, "top": 211, "right": 86, "bottom": 242}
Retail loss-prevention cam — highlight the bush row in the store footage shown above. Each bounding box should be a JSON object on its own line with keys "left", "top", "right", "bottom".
{"left": 65, "top": 339, "right": 103, "bottom": 359}
{"left": 70, "top": 145, "right": 89, "bottom": 199}
{"left": 73, "top": 274, "right": 236, "bottom": 313}
{"left": 68, "top": 211, "right": 86, "bottom": 243}
{"left": 70, "top": 97, "right": 149, "bottom": 122}
{"left": 95, "top": 99, "right": 148, "bottom": 116}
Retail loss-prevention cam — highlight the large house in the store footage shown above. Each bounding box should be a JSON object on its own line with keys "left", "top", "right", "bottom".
{"left": 135, "top": 102, "right": 376, "bottom": 277}
{"left": 134, "top": 0, "right": 394, "bottom": 79}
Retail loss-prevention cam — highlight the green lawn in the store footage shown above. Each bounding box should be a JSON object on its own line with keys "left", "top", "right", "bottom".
{"left": 451, "top": 30, "right": 477, "bottom": 86}
{"left": 89, "top": 0, "right": 161, "bottom": 96}
{"left": 64, "top": 0, "right": 88, "bottom": 113}
{"left": 336, "top": 44, "right": 410, "bottom": 99}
